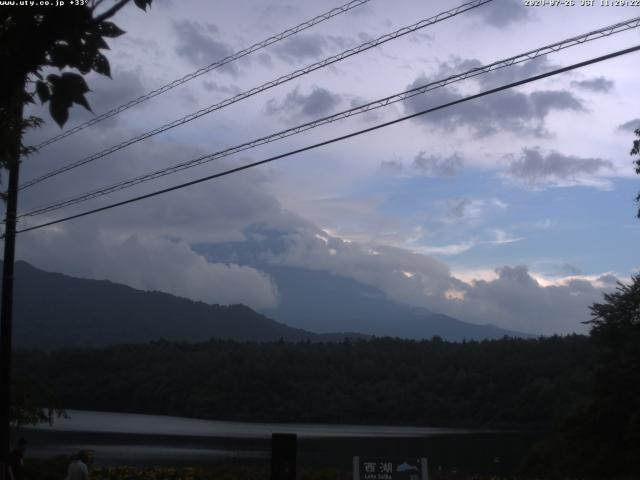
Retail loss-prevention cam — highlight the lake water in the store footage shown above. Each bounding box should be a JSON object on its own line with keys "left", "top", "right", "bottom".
{"left": 20, "top": 410, "right": 542, "bottom": 474}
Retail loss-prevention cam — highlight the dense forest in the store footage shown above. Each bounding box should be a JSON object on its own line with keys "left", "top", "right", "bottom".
{"left": 14, "top": 335, "right": 593, "bottom": 429}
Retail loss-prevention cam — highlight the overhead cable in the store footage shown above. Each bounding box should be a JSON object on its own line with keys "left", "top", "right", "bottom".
{"left": 34, "top": 0, "right": 373, "bottom": 150}
{"left": 20, "top": 0, "right": 493, "bottom": 190}
{"left": 15, "top": 44, "right": 640, "bottom": 235}
{"left": 18, "top": 15, "right": 640, "bottom": 219}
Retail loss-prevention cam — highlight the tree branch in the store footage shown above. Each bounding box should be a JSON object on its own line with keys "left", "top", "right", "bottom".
{"left": 93, "top": 0, "right": 131, "bottom": 23}
{"left": 90, "top": 0, "right": 107, "bottom": 12}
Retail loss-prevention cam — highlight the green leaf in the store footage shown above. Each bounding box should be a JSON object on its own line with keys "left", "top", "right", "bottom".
{"left": 35, "top": 81, "right": 50, "bottom": 103}
{"left": 74, "top": 93, "right": 92, "bottom": 112}
{"left": 93, "top": 52, "right": 111, "bottom": 77}
{"left": 61, "top": 72, "right": 90, "bottom": 96}
{"left": 99, "top": 21, "right": 125, "bottom": 38}
{"left": 134, "top": 0, "right": 152, "bottom": 10}
{"left": 86, "top": 33, "right": 109, "bottom": 50}
{"left": 47, "top": 73, "right": 93, "bottom": 123}
{"left": 46, "top": 74, "right": 60, "bottom": 86}
{"left": 49, "top": 45, "right": 71, "bottom": 69}
{"left": 49, "top": 98, "right": 69, "bottom": 127}
{"left": 75, "top": 51, "right": 93, "bottom": 74}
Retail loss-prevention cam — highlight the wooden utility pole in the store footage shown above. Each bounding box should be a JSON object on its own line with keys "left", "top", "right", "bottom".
{"left": 0, "top": 81, "right": 24, "bottom": 471}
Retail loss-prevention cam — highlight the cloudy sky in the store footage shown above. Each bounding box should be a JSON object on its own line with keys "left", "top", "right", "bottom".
{"left": 9, "top": 0, "right": 640, "bottom": 335}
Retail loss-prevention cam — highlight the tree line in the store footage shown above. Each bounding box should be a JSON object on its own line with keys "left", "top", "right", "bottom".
{"left": 14, "top": 335, "right": 593, "bottom": 429}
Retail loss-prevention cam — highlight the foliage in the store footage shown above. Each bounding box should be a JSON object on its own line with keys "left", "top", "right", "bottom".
{"left": 24, "top": 460, "right": 561, "bottom": 480}
{"left": 587, "top": 273, "right": 640, "bottom": 334}
{"left": 14, "top": 335, "right": 594, "bottom": 430}
{"left": 10, "top": 374, "right": 66, "bottom": 429}
{"left": 24, "top": 463, "right": 362, "bottom": 480}
{"left": 633, "top": 129, "right": 640, "bottom": 218}
{"left": 535, "top": 275, "right": 640, "bottom": 478}
{"left": 0, "top": 0, "right": 152, "bottom": 169}
{"left": 582, "top": 274, "right": 640, "bottom": 476}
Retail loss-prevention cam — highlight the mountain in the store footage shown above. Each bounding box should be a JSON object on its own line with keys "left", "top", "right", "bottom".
{"left": 1, "top": 261, "right": 363, "bottom": 349}
{"left": 258, "top": 265, "right": 523, "bottom": 340}
{"left": 193, "top": 235, "right": 529, "bottom": 341}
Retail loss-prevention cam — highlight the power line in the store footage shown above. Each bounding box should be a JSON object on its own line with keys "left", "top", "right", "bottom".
{"left": 33, "top": 0, "right": 373, "bottom": 150}
{"left": 20, "top": 0, "right": 492, "bottom": 190}
{"left": 15, "top": 44, "right": 640, "bottom": 235}
{"left": 18, "top": 15, "right": 640, "bottom": 219}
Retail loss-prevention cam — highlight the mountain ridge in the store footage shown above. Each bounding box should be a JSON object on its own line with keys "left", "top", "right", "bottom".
{"left": 2, "top": 261, "right": 365, "bottom": 348}
{"left": 2, "top": 260, "right": 528, "bottom": 347}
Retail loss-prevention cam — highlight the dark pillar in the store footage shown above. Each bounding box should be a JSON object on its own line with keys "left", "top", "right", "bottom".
{"left": 271, "top": 433, "right": 297, "bottom": 480}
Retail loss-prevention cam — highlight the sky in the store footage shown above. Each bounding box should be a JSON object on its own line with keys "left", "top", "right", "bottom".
{"left": 8, "top": 0, "right": 640, "bottom": 335}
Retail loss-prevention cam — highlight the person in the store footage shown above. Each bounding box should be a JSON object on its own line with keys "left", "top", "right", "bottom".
{"left": 65, "top": 450, "right": 92, "bottom": 480}
{"left": 8, "top": 438, "right": 27, "bottom": 480}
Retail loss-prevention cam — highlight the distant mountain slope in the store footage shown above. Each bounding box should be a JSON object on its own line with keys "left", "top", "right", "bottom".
{"left": 194, "top": 240, "right": 529, "bottom": 341}
{"left": 1, "top": 261, "right": 362, "bottom": 348}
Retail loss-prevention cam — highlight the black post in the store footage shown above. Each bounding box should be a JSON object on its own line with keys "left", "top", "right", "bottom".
{"left": 0, "top": 158, "right": 19, "bottom": 471}
{"left": 0, "top": 81, "right": 24, "bottom": 473}
{"left": 271, "top": 433, "right": 297, "bottom": 480}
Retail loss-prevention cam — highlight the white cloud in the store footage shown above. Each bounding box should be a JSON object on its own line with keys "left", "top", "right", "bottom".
{"left": 417, "top": 241, "right": 475, "bottom": 256}
{"left": 16, "top": 226, "right": 279, "bottom": 310}
{"left": 487, "top": 229, "right": 524, "bottom": 245}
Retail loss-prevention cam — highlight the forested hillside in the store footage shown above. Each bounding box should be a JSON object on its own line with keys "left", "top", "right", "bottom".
{"left": 15, "top": 335, "right": 593, "bottom": 429}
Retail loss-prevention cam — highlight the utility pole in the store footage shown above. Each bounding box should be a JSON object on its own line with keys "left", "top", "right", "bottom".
{"left": 0, "top": 81, "right": 24, "bottom": 474}
{"left": 0, "top": 160, "right": 19, "bottom": 472}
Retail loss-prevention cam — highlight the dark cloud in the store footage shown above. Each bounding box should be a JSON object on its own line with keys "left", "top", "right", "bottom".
{"left": 327, "top": 35, "right": 358, "bottom": 51}
{"left": 88, "top": 70, "right": 146, "bottom": 113}
{"left": 259, "top": 4, "right": 297, "bottom": 18}
{"left": 61, "top": 69, "right": 147, "bottom": 128}
{"left": 448, "top": 198, "right": 472, "bottom": 219}
{"left": 173, "top": 20, "right": 237, "bottom": 75}
{"left": 558, "top": 263, "right": 583, "bottom": 276}
{"left": 571, "top": 77, "right": 614, "bottom": 93}
{"left": 349, "top": 97, "right": 383, "bottom": 123}
{"left": 618, "top": 118, "right": 640, "bottom": 132}
{"left": 202, "top": 80, "right": 241, "bottom": 96}
{"left": 443, "top": 265, "right": 610, "bottom": 334}
{"left": 472, "top": 0, "right": 531, "bottom": 27}
{"left": 530, "top": 90, "right": 584, "bottom": 116}
{"left": 596, "top": 274, "right": 619, "bottom": 287}
{"left": 404, "top": 74, "right": 585, "bottom": 137}
{"left": 274, "top": 33, "right": 327, "bottom": 64}
{"left": 413, "top": 152, "right": 463, "bottom": 177}
{"left": 438, "top": 57, "right": 557, "bottom": 89}
{"left": 380, "top": 159, "right": 403, "bottom": 173}
{"left": 266, "top": 86, "right": 342, "bottom": 119}
{"left": 257, "top": 52, "right": 274, "bottom": 69}
{"left": 506, "top": 148, "right": 614, "bottom": 188}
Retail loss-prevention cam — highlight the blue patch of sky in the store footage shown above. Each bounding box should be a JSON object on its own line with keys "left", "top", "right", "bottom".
{"left": 360, "top": 171, "right": 640, "bottom": 276}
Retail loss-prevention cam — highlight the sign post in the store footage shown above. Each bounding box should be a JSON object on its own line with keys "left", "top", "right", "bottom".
{"left": 271, "top": 433, "right": 296, "bottom": 480}
{"left": 353, "top": 457, "right": 428, "bottom": 480}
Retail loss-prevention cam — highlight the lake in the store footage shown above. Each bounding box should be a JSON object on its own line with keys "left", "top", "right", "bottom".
{"left": 20, "top": 410, "right": 542, "bottom": 474}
